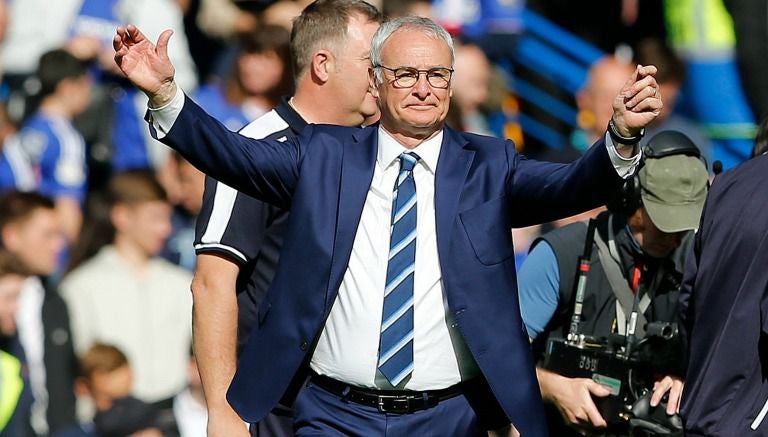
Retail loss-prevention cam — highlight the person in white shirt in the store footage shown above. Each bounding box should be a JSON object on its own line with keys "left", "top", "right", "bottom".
{"left": 113, "top": 14, "right": 663, "bottom": 436}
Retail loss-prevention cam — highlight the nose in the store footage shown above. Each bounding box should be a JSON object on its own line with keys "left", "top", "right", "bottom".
{"left": 412, "top": 73, "right": 431, "bottom": 98}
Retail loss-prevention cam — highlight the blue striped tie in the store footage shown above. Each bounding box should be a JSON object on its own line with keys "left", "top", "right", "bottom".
{"left": 378, "top": 152, "right": 420, "bottom": 387}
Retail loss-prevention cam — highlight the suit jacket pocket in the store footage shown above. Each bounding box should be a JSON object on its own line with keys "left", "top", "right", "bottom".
{"left": 459, "top": 196, "right": 514, "bottom": 266}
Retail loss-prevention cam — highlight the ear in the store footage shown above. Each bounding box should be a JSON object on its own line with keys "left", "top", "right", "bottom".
{"left": 110, "top": 204, "right": 131, "bottom": 233}
{"left": 368, "top": 68, "right": 379, "bottom": 98}
{"left": 1, "top": 225, "right": 20, "bottom": 252}
{"left": 310, "top": 50, "right": 333, "bottom": 83}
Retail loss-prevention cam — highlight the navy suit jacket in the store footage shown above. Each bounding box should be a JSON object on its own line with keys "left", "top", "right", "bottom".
{"left": 153, "top": 96, "right": 626, "bottom": 437}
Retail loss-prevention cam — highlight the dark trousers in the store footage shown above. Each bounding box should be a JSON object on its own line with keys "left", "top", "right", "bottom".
{"left": 290, "top": 379, "right": 484, "bottom": 436}
{"left": 251, "top": 406, "right": 294, "bottom": 437}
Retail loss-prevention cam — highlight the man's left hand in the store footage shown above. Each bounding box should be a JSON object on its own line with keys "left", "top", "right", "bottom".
{"left": 650, "top": 375, "right": 684, "bottom": 415}
{"left": 611, "top": 64, "right": 663, "bottom": 139}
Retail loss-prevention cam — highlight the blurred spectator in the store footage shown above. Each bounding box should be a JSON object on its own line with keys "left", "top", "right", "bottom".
{"left": 382, "top": 0, "right": 433, "bottom": 18}
{"left": 526, "top": 0, "right": 666, "bottom": 54}
{"left": 635, "top": 38, "right": 713, "bottom": 165}
{"left": 160, "top": 153, "right": 205, "bottom": 271}
{"left": 0, "top": 190, "right": 77, "bottom": 436}
{"left": 0, "top": 251, "right": 25, "bottom": 338}
{"left": 193, "top": 25, "right": 292, "bottom": 131}
{"left": 1, "top": 49, "right": 91, "bottom": 244}
{"left": 526, "top": 55, "right": 634, "bottom": 164}
{"left": 196, "top": 0, "right": 259, "bottom": 39}
{"left": 110, "top": 0, "right": 198, "bottom": 174}
{"left": 0, "top": 251, "right": 29, "bottom": 436}
{"left": 261, "top": 0, "right": 305, "bottom": 30}
{"left": 664, "top": 0, "right": 755, "bottom": 168}
{"left": 64, "top": 0, "right": 198, "bottom": 192}
{"left": 53, "top": 343, "right": 178, "bottom": 437}
{"left": 1, "top": 0, "right": 83, "bottom": 87}
{"left": 451, "top": 41, "right": 493, "bottom": 135}
{"left": 60, "top": 171, "right": 192, "bottom": 409}
{"left": 574, "top": 56, "right": 634, "bottom": 151}
{"left": 0, "top": 0, "right": 8, "bottom": 77}
{"left": 171, "top": 349, "right": 212, "bottom": 437}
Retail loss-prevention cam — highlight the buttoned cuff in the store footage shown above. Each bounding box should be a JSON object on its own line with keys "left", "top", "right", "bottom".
{"left": 604, "top": 132, "right": 642, "bottom": 179}
{"left": 145, "top": 87, "right": 185, "bottom": 139}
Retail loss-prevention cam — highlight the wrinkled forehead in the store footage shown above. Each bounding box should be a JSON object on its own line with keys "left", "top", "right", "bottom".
{"left": 379, "top": 28, "right": 454, "bottom": 67}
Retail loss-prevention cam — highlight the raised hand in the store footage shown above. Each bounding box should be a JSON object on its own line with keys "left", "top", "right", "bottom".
{"left": 611, "top": 64, "right": 663, "bottom": 137}
{"left": 113, "top": 24, "right": 177, "bottom": 107}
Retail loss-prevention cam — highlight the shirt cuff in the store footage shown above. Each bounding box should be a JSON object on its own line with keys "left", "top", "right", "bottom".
{"left": 146, "top": 87, "right": 185, "bottom": 139}
{"left": 604, "top": 132, "right": 642, "bottom": 179}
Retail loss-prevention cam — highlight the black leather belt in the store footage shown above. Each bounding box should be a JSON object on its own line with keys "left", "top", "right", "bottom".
{"left": 309, "top": 372, "right": 464, "bottom": 414}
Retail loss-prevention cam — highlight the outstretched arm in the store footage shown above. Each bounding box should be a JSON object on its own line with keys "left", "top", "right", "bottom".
{"left": 113, "top": 24, "right": 177, "bottom": 107}
{"left": 114, "top": 25, "right": 300, "bottom": 209}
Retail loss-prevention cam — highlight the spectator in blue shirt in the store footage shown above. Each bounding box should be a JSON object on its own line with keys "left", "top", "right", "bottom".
{"left": 2, "top": 49, "right": 91, "bottom": 244}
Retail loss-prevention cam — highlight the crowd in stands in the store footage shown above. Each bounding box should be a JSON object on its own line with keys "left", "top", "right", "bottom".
{"left": 0, "top": 0, "right": 764, "bottom": 436}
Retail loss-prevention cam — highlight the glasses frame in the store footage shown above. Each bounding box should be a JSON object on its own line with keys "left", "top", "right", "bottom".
{"left": 374, "top": 65, "right": 454, "bottom": 89}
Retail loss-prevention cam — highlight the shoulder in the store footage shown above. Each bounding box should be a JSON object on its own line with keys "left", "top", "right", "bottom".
{"left": 445, "top": 128, "right": 516, "bottom": 163}
{"left": 535, "top": 220, "right": 589, "bottom": 253}
{"left": 294, "top": 123, "right": 369, "bottom": 150}
{"left": 453, "top": 129, "right": 512, "bottom": 150}
{"left": 310, "top": 123, "right": 366, "bottom": 138}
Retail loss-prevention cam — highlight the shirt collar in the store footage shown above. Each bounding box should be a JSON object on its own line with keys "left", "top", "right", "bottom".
{"left": 376, "top": 126, "right": 443, "bottom": 173}
{"left": 274, "top": 96, "right": 308, "bottom": 135}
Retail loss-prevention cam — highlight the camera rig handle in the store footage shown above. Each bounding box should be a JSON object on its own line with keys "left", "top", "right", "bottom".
{"left": 567, "top": 218, "right": 597, "bottom": 343}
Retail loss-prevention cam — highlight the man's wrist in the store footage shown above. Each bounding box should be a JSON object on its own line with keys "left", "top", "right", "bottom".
{"left": 608, "top": 118, "right": 644, "bottom": 145}
{"left": 148, "top": 79, "right": 178, "bottom": 108}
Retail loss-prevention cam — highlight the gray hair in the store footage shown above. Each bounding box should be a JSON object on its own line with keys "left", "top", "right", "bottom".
{"left": 370, "top": 16, "right": 455, "bottom": 85}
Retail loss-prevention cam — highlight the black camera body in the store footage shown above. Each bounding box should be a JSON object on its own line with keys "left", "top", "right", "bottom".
{"left": 543, "top": 325, "right": 684, "bottom": 436}
{"left": 545, "top": 336, "right": 638, "bottom": 427}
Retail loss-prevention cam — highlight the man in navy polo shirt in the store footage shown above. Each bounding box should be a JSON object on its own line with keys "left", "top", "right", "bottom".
{"left": 190, "top": 1, "right": 382, "bottom": 436}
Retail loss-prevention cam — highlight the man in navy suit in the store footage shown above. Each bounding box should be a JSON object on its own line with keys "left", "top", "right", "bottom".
{"left": 113, "top": 15, "right": 662, "bottom": 436}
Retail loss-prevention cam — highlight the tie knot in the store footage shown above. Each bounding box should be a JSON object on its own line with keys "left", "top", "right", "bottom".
{"left": 400, "top": 152, "right": 420, "bottom": 172}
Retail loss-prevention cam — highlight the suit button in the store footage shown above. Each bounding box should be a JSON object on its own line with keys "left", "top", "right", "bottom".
{"left": 300, "top": 341, "right": 308, "bottom": 351}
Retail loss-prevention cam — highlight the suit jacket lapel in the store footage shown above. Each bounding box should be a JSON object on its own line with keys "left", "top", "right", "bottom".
{"left": 435, "top": 127, "right": 475, "bottom": 289}
{"left": 325, "top": 126, "right": 378, "bottom": 311}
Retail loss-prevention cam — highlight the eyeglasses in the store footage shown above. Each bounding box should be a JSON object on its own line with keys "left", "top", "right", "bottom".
{"left": 375, "top": 65, "right": 453, "bottom": 89}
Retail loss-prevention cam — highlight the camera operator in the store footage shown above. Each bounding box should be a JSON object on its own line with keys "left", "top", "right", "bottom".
{"left": 518, "top": 130, "right": 709, "bottom": 436}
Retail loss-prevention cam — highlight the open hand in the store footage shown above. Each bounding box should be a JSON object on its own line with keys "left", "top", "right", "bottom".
{"left": 113, "top": 24, "right": 177, "bottom": 107}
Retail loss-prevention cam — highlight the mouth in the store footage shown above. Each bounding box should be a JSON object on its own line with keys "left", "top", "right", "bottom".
{"left": 406, "top": 104, "right": 437, "bottom": 110}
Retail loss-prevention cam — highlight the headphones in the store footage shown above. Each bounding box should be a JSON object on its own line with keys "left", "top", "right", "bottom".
{"left": 607, "top": 130, "right": 704, "bottom": 216}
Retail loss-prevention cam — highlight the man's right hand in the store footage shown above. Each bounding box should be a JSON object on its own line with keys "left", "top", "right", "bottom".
{"left": 536, "top": 368, "right": 612, "bottom": 435}
{"left": 207, "top": 405, "right": 250, "bottom": 437}
{"left": 113, "top": 24, "right": 178, "bottom": 107}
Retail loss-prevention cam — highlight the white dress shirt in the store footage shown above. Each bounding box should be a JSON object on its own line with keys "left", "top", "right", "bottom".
{"left": 310, "top": 128, "right": 479, "bottom": 390}
{"left": 149, "top": 90, "right": 641, "bottom": 391}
